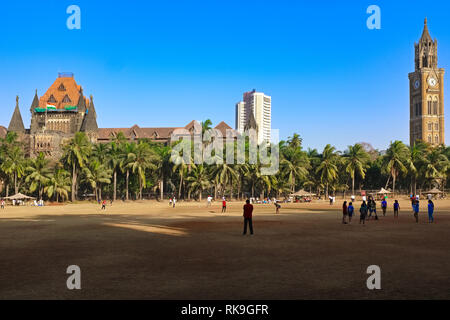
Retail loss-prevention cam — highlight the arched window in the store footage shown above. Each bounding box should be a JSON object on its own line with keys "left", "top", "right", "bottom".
{"left": 433, "top": 97, "right": 438, "bottom": 115}
{"left": 435, "top": 135, "right": 439, "bottom": 144}
{"left": 427, "top": 96, "right": 433, "bottom": 115}
{"left": 435, "top": 123, "right": 439, "bottom": 131}
{"left": 428, "top": 135, "right": 432, "bottom": 143}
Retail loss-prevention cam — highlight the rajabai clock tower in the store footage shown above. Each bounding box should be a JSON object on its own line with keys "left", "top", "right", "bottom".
{"left": 409, "top": 18, "right": 445, "bottom": 146}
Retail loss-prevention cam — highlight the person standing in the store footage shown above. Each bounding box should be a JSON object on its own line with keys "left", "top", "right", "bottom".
{"left": 381, "top": 198, "right": 387, "bottom": 216}
{"left": 169, "top": 198, "right": 172, "bottom": 206}
{"left": 222, "top": 198, "right": 227, "bottom": 213}
{"left": 342, "top": 201, "right": 348, "bottom": 224}
{"left": 243, "top": 199, "right": 254, "bottom": 235}
{"left": 173, "top": 197, "right": 176, "bottom": 208}
{"left": 413, "top": 199, "right": 419, "bottom": 223}
{"left": 0, "top": 199, "right": 4, "bottom": 209}
{"left": 347, "top": 202, "right": 354, "bottom": 223}
{"left": 207, "top": 196, "right": 212, "bottom": 207}
{"left": 368, "top": 197, "right": 378, "bottom": 220}
{"left": 360, "top": 201, "right": 368, "bottom": 225}
{"left": 274, "top": 202, "right": 281, "bottom": 214}
{"left": 428, "top": 200, "right": 434, "bottom": 223}
{"left": 101, "top": 200, "right": 106, "bottom": 210}
{"left": 393, "top": 200, "right": 400, "bottom": 218}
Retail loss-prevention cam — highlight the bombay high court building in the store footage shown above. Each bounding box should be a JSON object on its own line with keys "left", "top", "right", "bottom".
{"left": 409, "top": 19, "right": 445, "bottom": 146}
{"left": 1, "top": 73, "right": 234, "bottom": 158}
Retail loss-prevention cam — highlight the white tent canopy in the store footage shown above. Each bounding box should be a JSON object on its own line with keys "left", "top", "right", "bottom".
{"left": 377, "top": 188, "right": 391, "bottom": 194}
{"left": 4, "top": 193, "right": 36, "bottom": 200}
{"left": 425, "top": 188, "right": 443, "bottom": 194}
{"left": 291, "top": 189, "right": 316, "bottom": 197}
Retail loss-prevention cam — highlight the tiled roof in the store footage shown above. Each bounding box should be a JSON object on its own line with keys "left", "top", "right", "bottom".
{"left": 98, "top": 121, "right": 234, "bottom": 141}
{"left": 39, "top": 76, "right": 89, "bottom": 110}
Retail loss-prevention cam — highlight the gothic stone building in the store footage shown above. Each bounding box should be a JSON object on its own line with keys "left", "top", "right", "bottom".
{"left": 409, "top": 19, "right": 445, "bottom": 146}
{"left": 3, "top": 73, "right": 235, "bottom": 158}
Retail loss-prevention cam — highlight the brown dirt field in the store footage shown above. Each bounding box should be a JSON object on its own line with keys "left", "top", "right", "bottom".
{"left": 0, "top": 199, "right": 449, "bottom": 300}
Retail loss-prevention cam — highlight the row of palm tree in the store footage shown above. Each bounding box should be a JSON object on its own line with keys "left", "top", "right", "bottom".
{"left": 1, "top": 122, "right": 450, "bottom": 202}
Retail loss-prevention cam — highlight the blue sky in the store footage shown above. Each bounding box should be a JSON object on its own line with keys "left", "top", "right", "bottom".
{"left": 1, "top": 0, "right": 449, "bottom": 151}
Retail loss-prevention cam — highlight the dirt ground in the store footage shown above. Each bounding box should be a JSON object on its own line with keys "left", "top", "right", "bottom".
{"left": 0, "top": 198, "right": 449, "bottom": 300}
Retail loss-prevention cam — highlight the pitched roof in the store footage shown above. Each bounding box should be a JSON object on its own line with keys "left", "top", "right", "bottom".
{"left": 80, "top": 95, "right": 98, "bottom": 132}
{"left": 214, "top": 121, "right": 234, "bottom": 136}
{"left": 30, "top": 90, "right": 39, "bottom": 113}
{"left": 38, "top": 75, "right": 89, "bottom": 109}
{"left": 0, "top": 126, "right": 7, "bottom": 139}
{"left": 97, "top": 121, "right": 234, "bottom": 141}
{"left": 8, "top": 96, "right": 25, "bottom": 133}
{"left": 244, "top": 111, "right": 258, "bottom": 131}
{"left": 420, "top": 18, "right": 432, "bottom": 42}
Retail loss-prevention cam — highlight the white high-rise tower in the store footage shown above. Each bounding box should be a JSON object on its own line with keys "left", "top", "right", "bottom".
{"left": 235, "top": 89, "right": 271, "bottom": 144}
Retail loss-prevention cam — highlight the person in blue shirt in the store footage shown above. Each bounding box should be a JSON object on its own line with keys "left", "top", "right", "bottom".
{"left": 428, "top": 200, "right": 434, "bottom": 223}
{"left": 393, "top": 200, "right": 400, "bottom": 218}
{"left": 381, "top": 199, "right": 387, "bottom": 216}
{"left": 413, "top": 199, "right": 419, "bottom": 223}
{"left": 347, "top": 202, "right": 354, "bottom": 224}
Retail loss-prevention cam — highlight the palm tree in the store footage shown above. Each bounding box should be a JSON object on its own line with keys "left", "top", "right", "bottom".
{"left": 408, "top": 142, "right": 427, "bottom": 194}
{"left": 107, "top": 141, "right": 122, "bottom": 201}
{"left": 422, "top": 148, "right": 449, "bottom": 190}
{"left": 1, "top": 145, "right": 26, "bottom": 194}
{"left": 45, "top": 168, "right": 71, "bottom": 202}
{"left": 120, "top": 142, "right": 136, "bottom": 200}
{"left": 127, "top": 142, "right": 158, "bottom": 200}
{"left": 62, "top": 132, "right": 91, "bottom": 201}
{"left": 186, "top": 164, "right": 211, "bottom": 201}
{"left": 316, "top": 144, "right": 339, "bottom": 198}
{"left": 344, "top": 144, "right": 370, "bottom": 195}
{"left": 154, "top": 144, "right": 172, "bottom": 201}
{"left": 280, "top": 146, "right": 309, "bottom": 193}
{"left": 212, "top": 162, "right": 237, "bottom": 199}
{"left": 25, "top": 152, "right": 51, "bottom": 200}
{"left": 82, "top": 160, "right": 112, "bottom": 201}
{"left": 383, "top": 141, "right": 410, "bottom": 194}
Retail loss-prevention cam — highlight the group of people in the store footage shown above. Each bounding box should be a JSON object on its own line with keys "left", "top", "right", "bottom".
{"left": 342, "top": 195, "right": 435, "bottom": 224}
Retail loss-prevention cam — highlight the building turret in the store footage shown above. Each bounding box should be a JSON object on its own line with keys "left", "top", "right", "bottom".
{"left": 415, "top": 18, "right": 438, "bottom": 70}
{"left": 30, "top": 89, "right": 39, "bottom": 113}
{"left": 8, "top": 96, "right": 25, "bottom": 134}
{"left": 81, "top": 94, "right": 98, "bottom": 132}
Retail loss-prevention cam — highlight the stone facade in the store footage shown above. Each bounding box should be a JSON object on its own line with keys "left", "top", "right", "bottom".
{"left": 409, "top": 19, "right": 445, "bottom": 146}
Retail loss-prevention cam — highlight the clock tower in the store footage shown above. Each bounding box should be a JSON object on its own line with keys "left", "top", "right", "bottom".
{"left": 409, "top": 18, "right": 445, "bottom": 146}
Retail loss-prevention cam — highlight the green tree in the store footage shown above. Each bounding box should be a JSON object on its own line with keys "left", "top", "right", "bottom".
{"left": 316, "top": 144, "right": 339, "bottom": 198}
{"left": 383, "top": 140, "right": 410, "bottom": 194}
{"left": 25, "top": 152, "right": 51, "bottom": 199}
{"left": 344, "top": 144, "right": 370, "bottom": 195}
{"left": 62, "top": 132, "right": 92, "bottom": 201}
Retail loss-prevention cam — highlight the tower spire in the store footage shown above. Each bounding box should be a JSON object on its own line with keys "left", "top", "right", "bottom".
{"left": 30, "top": 89, "right": 39, "bottom": 113}
{"left": 8, "top": 96, "right": 25, "bottom": 133}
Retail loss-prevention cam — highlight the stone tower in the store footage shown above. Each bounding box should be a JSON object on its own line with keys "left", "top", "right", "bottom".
{"left": 409, "top": 18, "right": 445, "bottom": 146}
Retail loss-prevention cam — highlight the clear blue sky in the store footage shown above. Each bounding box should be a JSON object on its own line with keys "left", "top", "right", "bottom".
{"left": 1, "top": 0, "right": 449, "bottom": 151}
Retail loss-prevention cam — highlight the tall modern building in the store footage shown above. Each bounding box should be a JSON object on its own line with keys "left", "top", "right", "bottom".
{"left": 409, "top": 18, "right": 445, "bottom": 146}
{"left": 235, "top": 89, "right": 271, "bottom": 144}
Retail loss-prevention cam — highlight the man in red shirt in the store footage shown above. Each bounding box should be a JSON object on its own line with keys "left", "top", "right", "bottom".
{"left": 222, "top": 198, "right": 227, "bottom": 213}
{"left": 243, "top": 199, "right": 254, "bottom": 235}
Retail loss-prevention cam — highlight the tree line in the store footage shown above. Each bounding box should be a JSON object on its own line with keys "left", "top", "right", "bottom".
{"left": 1, "top": 120, "right": 449, "bottom": 202}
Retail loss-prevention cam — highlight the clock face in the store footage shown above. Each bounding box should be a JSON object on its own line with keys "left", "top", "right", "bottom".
{"left": 414, "top": 80, "right": 420, "bottom": 89}
{"left": 428, "top": 77, "right": 437, "bottom": 87}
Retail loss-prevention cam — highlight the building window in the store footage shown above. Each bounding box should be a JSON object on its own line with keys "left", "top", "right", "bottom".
{"left": 427, "top": 100, "right": 432, "bottom": 115}
{"left": 433, "top": 100, "right": 438, "bottom": 115}
{"left": 62, "top": 95, "right": 72, "bottom": 103}
{"left": 58, "top": 84, "right": 66, "bottom": 91}
{"left": 428, "top": 123, "right": 432, "bottom": 131}
{"left": 435, "top": 123, "right": 439, "bottom": 130}
{"left": 48, "top": 95, "right": 57, "bottom": 103}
